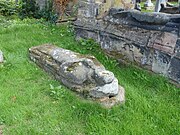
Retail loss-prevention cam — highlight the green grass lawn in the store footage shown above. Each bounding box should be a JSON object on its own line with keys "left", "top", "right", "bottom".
{"left": 0, "top": 17, "right": 179, "bottom": 135}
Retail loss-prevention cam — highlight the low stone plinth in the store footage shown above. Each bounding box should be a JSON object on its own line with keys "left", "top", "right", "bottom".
{"left": 0, "top": 50, "right": 3, "bottom": 63}
{"left": 29, "top": 44, "right": 125, "bottom": 107}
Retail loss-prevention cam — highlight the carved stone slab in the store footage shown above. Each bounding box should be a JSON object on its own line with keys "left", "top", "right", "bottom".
{"left": 29, "top": 44, "right": 125, "bottom": 107}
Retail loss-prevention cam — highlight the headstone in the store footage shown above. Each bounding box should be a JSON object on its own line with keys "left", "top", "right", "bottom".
{"left": 29, "top": 44, "right": 125, "bottom": 107}
{"left": 0, "top": 50, "right": 3, "bottom": 63}
{"left": 144, "top": 0, "right": 154, "bottom": 7}
{"left": 144, "top": 0, "right": 154, "bottom": 10}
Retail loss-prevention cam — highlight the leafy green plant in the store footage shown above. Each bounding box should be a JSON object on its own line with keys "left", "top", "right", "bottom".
{"left": 19, "top": 0, "right": 58, "bottom": 23}
{"left": 38, "top": 0, "right": 58, "bottom": 23}
{"left": 79, "top": 38, "right": 99, "bottom": 51}
{"left": 0, "top": 0, "right": 18, "bottom": 16}
{"left": 49, "top": 84, "right": 66, "bottom": 100}
{"left": 18, "top": 0, "right": 40, "bottom": 19}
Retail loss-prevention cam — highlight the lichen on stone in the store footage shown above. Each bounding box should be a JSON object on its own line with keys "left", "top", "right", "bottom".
{"left": 29, "top": 44, "right": 125, "bottom": 107}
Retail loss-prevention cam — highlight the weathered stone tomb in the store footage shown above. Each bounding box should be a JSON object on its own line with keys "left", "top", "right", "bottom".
{"left": 74, "top": 0, "right": 180, "bottom": 84}
{"left": 29, "top": 44, "right": 125, "bottom": 107}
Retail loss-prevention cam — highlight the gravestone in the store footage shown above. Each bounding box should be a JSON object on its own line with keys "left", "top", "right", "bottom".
{"left": 29, "top": 44, "right": 125, "bottom": 107}
{"left": 144, "top": 0, "right": 154, "bottom": 10}
{"left": 144, "top": 0, "right": 154, "bottom": 7}
{"left": 0, "top": 50, "right": 3, "bottom": 63}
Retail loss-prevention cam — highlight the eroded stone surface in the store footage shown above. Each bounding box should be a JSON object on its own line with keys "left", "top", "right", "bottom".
{"left": 131, "top": 11, "right": 170, "bottom": 25}
{"left": 74, "top": 6, "right": 180, "bottom": 84}
{"left": 168, "top": 57, "right": 180, "bottom": 83}
{"left": 148, "top": 32, "right": 177, "bottom": 54}
{"left": 0, "top": 50, "right": 3, "bottom": 63}
{"left": 29, "top": 44, "right": 125, "bottom": 107}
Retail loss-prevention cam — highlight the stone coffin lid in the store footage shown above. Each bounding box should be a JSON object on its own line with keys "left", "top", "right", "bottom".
{"left": 29, "top": 44, "right": 125, "bottom": 107}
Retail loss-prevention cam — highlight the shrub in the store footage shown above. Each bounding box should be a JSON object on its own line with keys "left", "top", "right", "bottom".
{"left": 18, "top": 0, "right": 40, "bottom": 19}
{"left": 19, "top": 0, "right": 58, "bottom": 23}
{"left": 0, "top": 0, "right": 18, "bottom": 16}
{"left": 38, "top": 0, "right": 58, "bottom": 23}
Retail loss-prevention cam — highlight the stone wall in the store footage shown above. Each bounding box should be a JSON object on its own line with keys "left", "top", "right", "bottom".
{"left": 77, "top": 0, "right": 134, "bottom": 20}
{"left": 73, "top": 0, "right": 180, "bottom": 84}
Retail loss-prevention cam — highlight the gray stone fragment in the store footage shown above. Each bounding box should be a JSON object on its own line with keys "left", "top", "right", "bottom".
{"left": 175, "top": 39, "right": 180, "bottom": 59}
{"left": 90, "top": 78, "right": 119, "bottom": 98}
{"left": 0, "top": 50, "right": 3, "bottom": 63}
{"left": 131, "top": 11, "right": 169, "bottom": 24}
{"left": 94, "top": 69, "right": 115, "bottom": 85}
{"left": 152, "top": 50, "right": 171, "bottom": 75}
{"left": 100, "top": 85, "right": 125, "bottom": 108}
{"left": 59, "top": 61, "right": 90, "bottom": 85}
{"left": 168, "top": 58, "right": 180, "bottom": 84}
{"left": 144, "top": 0, "right": 154, "bottom": 7}
{"left": 29, "top": 44, "right": 125, "bottom": 107}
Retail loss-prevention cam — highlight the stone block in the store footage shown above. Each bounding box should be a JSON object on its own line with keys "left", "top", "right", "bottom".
{"left": 131, "top": 12, "right": 170, "bottom": 25}
{"left": 74, "top": 28, "right": 99, "bottom": 42}
{"left": 29, "top": 44, "right": 125, "bottom": 107}
{"left": 174, "top": 39, "right": 180, "bottom": 59}
{"left": 78, "top": 1, "right": 97, "bottom": 18}
{"left": 148, "top": 32, "right": 177, "bottom": 55}
{"left": 168, "top": 57, "right": 180, "bottom": 84}
{"left": 144, "top": 0, "right": 154, "bottom": 7}
{"left": 0, "top": 50, "right": 3, "bottom": 63}
{"left": 100, "top": 34, "right": 145, "bottom": 64}
{"left": 102, "top": 24, "right": 151, "bottom": 47}
{"left": 141, "top": 48, "right": 153, "bottom": 70}
{"left": 152, "top": 50, "right": 171, "bottom": 75}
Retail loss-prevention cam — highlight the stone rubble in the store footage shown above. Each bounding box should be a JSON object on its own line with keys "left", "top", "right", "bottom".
{"left": 29, "top": 44, "right": 125, "bottom": 107}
